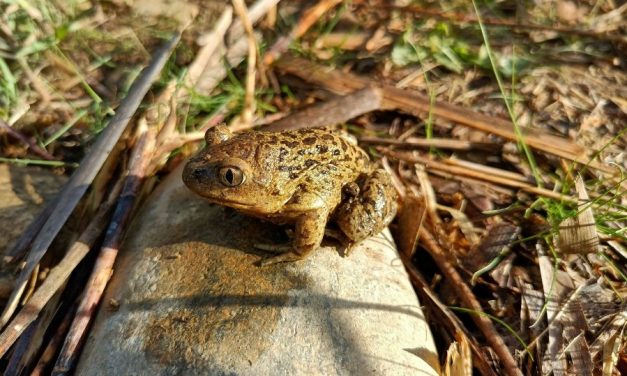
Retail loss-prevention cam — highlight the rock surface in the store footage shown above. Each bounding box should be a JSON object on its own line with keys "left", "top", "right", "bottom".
{"left": 76, "top": 165, "right": 439, "bottom": 375}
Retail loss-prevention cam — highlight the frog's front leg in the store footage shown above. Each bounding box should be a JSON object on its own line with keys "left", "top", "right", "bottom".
{"left": 257, "top": 209, "right": 328, "bottom": 266}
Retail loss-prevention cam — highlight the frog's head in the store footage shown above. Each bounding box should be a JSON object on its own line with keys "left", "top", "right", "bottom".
{"left": 182, "top": 125, "right": 281, "bottom": 212}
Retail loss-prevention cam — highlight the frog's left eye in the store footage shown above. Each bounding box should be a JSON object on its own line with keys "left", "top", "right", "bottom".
{"left": 218, "top": 166, "right": 245, "bottom": 187}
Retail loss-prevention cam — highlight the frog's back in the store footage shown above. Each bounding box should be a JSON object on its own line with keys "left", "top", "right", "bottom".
{"left": 258, "top": 128, "right": 372, "bottom": 174}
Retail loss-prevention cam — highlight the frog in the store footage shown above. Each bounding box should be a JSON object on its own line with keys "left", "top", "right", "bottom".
{"left": 182, "top": 125, "right": 398, "bottom": 265}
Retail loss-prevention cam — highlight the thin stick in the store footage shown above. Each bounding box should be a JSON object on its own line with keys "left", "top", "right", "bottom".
{"left": 264, "top": 87, "right": 383, "bottom": 131}
{"left": 31, "top": 305, "right": 75, "bottom": 376}
{"left": 401, "top": 253, "right": 500, "bottom": 376}
{"left": 419, "top": 225, "right": 523, "bottom": 376}
{"left": 0, "top": 181, "right": 121, "bottom": 357}
{"left": 387, "top": 150, "right": 576, "bottom": 203}
{"left": 263, "top": 0, "right": 342, "bottom": 65}
{"left": 53, "top": 120, "right": 156, "bottom": 374}
{"left": 231, "top": 0, "right": 257, "bottom": 131}
{"left": 0, "top": 119, "right": 56, "bottom": 161}
{"left": 274, "top": 56, "right": 612, "bottom": 172}
{"left": 181, "top": 7, "right": 233, "bottom": 101}
{"left": 0, "top": 33, "right": 181, "bottom": 328}
{"left": 227, "top": 0, "right": 281, "bottom": 44}
{"left": 359, "top": 135, "right": 496, "bottom": 152}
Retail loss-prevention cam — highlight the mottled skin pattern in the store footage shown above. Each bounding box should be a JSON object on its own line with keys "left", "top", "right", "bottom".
{"left": 182, "top": 125, "right": 398, "bottom": 265}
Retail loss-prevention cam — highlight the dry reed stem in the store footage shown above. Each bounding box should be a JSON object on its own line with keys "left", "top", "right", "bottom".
{"left": 0, "top": 180, "right": 121, "bottom": 357}
{"left": 387, "top": 150, "right": 577, "bottom": 203}
{"left": 0, "top": 32, "right": 180, "bottom": 331}
{"left": 53, "top": 121, "right": 156, "bottom": 373}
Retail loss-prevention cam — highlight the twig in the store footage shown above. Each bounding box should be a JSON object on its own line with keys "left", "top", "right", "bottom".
{"left": 419, "top": 225, "right": 523, "bottom": 376}
{"left": 360, "top": 135, "right": 497, "bottom": 152}
{"left": 17, "top": 58, "right": 53, "bottom": 105}
{"left": 227, "top": 0, "right": 281, "bottom": 44}
{"left": 386, "top": 150, "right": 577, "bottom": 203}
{"left": 231, "top": 0, "right": 257, "bottom": 131}
{"left": 401, "top": 253, "right": 500, "bottom": 376}
{"left": 0, "top": 180, "right": 121, "bottom": 357}
{"left": 4, "top": 280, "right": 65, "bottom": 375}
{"left": 263, "top": 87, "right": 383, "bottom": 131}
{"left": 31, "top": 305, "right": 75, "bottom": 376}
{"left": 194, "top": 0, "right": 278, "bottom": 98}
{"left": 263, "top": 0, "right": 342, "bottom": 65}
{"left": 53, "top": 118, "right": 157, "bottom": 374}
{"left": 274, "top": 56, "right": 613, "bottom": 172}
{"left": 0, "top": 119, "right": 56, "bottom": 161}
{"left": 181, "top": 7, "right": 233, "bottom": 102}
{"left": 0, "top": 32, "right": 181, "bottom": 328}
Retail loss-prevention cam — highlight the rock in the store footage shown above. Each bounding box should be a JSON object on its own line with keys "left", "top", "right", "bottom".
{"left": 0, "top": 164, "right": 66, "bottom": 255}
{"left": 76, "top": 165, "right": 439, "bottom": 375}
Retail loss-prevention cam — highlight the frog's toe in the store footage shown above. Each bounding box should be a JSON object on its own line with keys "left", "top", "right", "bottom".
{"left": 342, "top": 241, "right": 358, "bottom": 257}
{"left": 253, "top": 243, "right": 291, "bottom": 254}
{"left": 256, "top": 251, "right": 304, "bottom": 266}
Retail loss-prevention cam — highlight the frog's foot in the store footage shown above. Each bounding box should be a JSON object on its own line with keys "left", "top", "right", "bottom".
{"left": 256, "top": 251, "right": 304, "bottom": 266}
{"left": 253, "top": 243, "right": 291, "bottom": 254}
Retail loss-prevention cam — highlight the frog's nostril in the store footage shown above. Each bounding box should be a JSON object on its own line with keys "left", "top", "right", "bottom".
{"left": 192, "top": 167, "right": 206, "bottom": 180}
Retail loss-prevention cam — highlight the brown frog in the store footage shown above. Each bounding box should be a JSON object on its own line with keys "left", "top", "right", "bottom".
{"left": 182, "top": 125, "right": 398, "bottom": 265}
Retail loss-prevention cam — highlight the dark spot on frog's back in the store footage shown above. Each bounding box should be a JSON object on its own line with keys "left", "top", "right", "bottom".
{"left": 302, "top": 137, "right": 317, "bottom": 145}
{"left": 281, "top": 140, "right": 299, "bottom": 148}
{"left": 321, "top": 134, "right": 335, "bottom": 141}
{"left": 332, "top": 149, "right": 341, "bottom": 156}
{"left": 317, "top": 145, "right": 328, "bottom": 154}
{"left": 304, "top": 159, "right": 317, "bottom": 168}
{"left": 340, "top": 140, "right": 348, "bottom": 152}
{"left": 267, "top": 135, "right": 279, "bottom": 144}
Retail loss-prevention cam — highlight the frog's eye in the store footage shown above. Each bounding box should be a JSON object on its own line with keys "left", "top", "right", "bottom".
{"left": 218, "top": 166, "right": 245, "bottom": 187}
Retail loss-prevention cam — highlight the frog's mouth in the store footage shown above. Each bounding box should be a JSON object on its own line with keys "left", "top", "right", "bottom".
{"left": 206, "top": 197, "right": 254, "bottom": 209}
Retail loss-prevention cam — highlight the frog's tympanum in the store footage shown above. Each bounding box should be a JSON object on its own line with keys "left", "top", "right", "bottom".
{"left": 182, "top": 126, "right": 398, "bottom": 265}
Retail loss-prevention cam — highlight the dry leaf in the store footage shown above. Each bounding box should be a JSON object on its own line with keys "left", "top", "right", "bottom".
{"left": 558, "top": 176, "right": 599, "bottom": 254}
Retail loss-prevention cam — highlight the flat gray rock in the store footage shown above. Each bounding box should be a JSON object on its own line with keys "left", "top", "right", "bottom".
{"left": 76, "top": 165, "right": 438, "bottom": 375}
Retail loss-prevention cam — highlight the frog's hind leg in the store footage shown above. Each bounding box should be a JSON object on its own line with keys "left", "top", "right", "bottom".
{"left": 334, "top": 169, "right": 398, "bottom": 253}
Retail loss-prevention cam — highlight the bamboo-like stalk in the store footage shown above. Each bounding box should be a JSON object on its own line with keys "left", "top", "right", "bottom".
{"left": 0, "top": 33, "right": 181, "bottom": 328}
{"left": 52, "top": 123, "right": 156, "bottom": 374}
{"left": 0, "top": 181, "right": 122, "bottom": 357}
